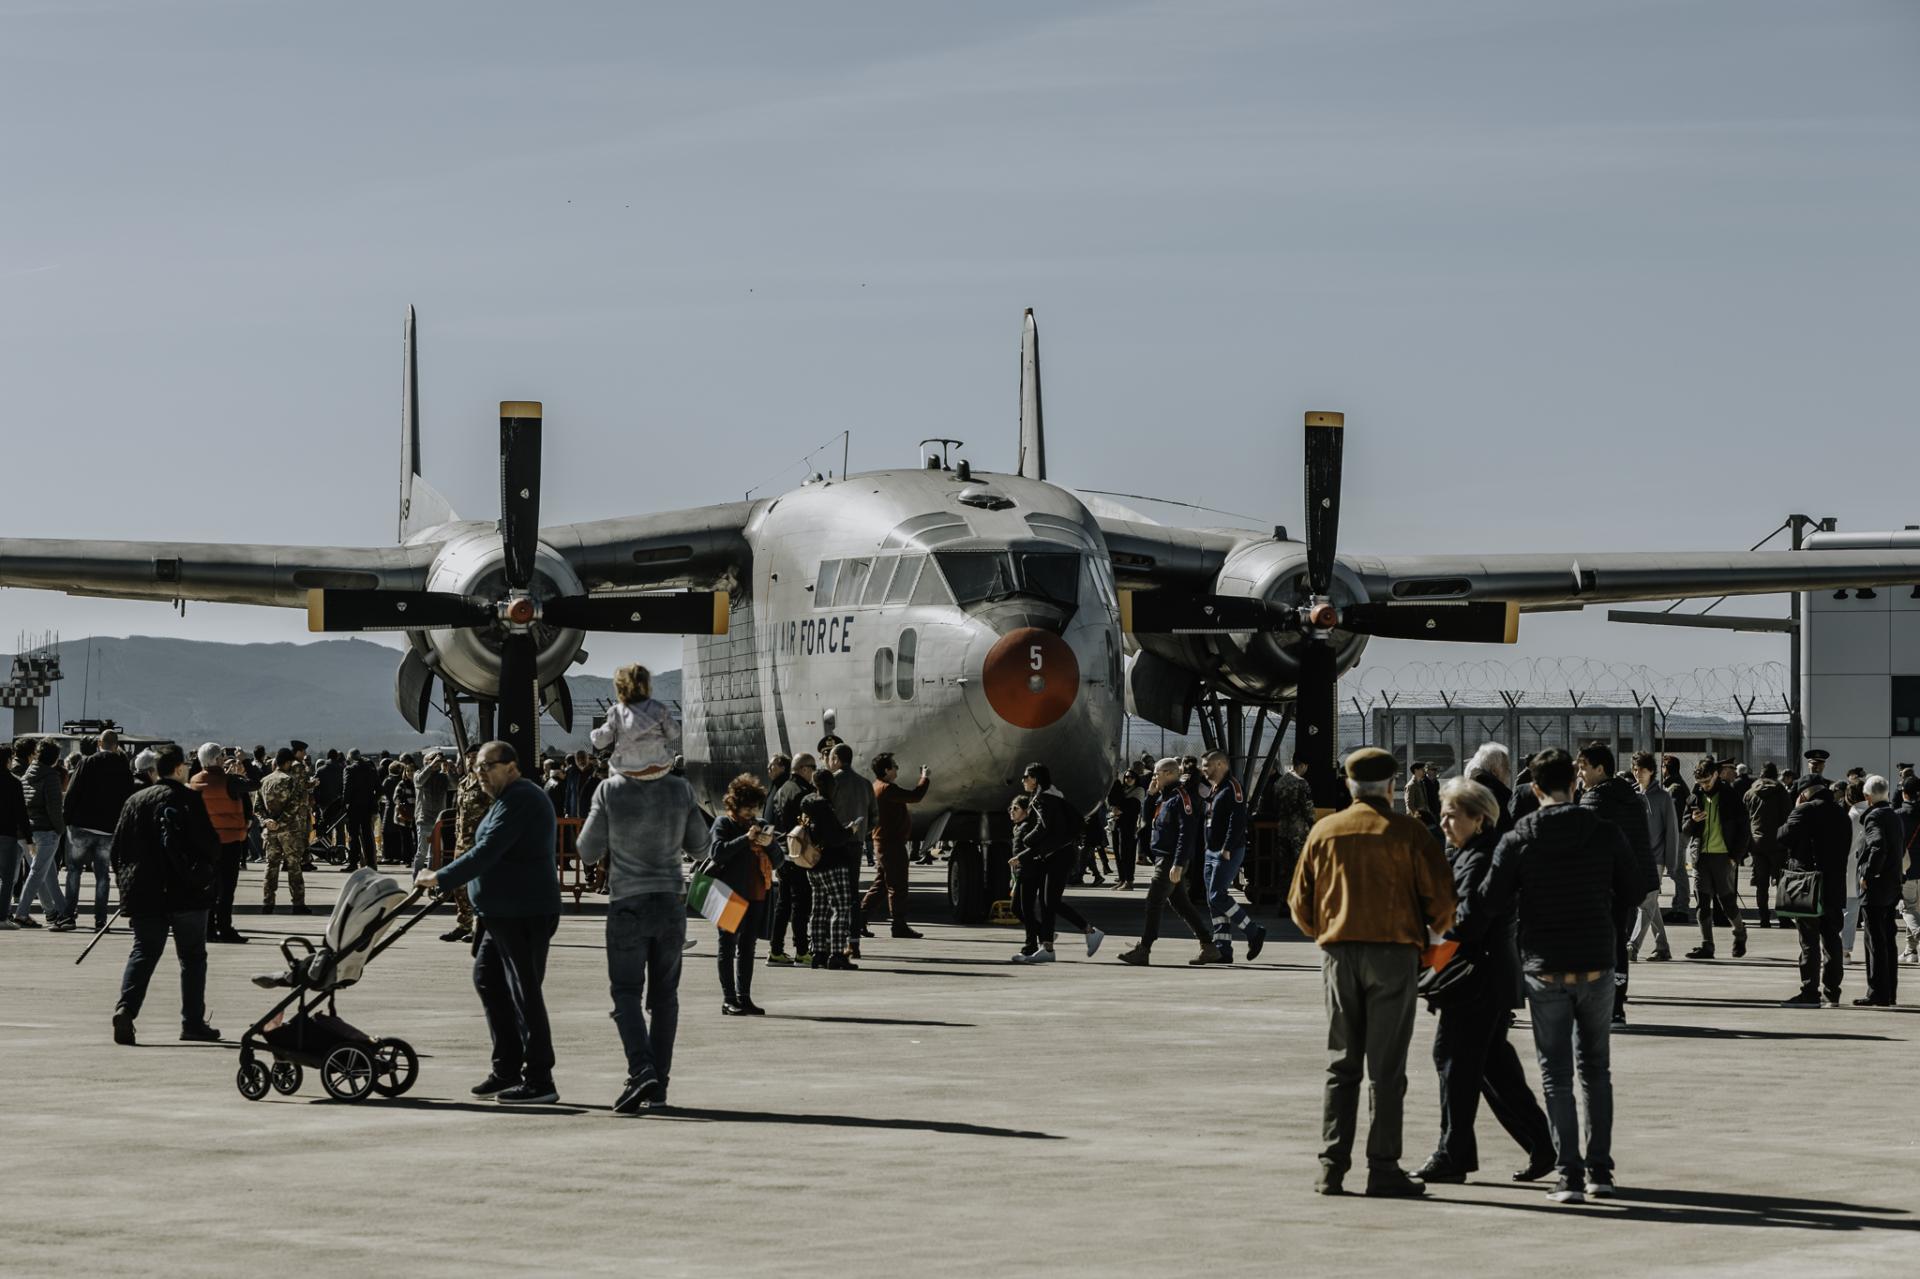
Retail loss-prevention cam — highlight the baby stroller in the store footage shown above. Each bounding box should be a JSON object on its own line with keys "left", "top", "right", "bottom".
{"left": 235, "top": 868, "right": 439, "bottom": 1103}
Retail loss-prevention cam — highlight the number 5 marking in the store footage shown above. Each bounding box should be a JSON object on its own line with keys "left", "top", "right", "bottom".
{"left": 1029, "top": 645, "right": 1043, "bottom": 671}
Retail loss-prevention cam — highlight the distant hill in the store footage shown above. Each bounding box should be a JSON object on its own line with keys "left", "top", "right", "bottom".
{"left": 3, "top": 636, "right": 679, "bottom": 754}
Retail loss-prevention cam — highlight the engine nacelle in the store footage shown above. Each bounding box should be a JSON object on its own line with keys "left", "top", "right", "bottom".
{"left": 1133, "top": 540, "right": 1370, "bottom": 706}
{"left": 411, "top": 525, "right": 586, "bottom": 698}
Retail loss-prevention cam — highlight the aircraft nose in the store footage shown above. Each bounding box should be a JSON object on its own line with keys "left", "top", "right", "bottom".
{"left": 981, "top": 626, "right": 1079, "bottom": 729}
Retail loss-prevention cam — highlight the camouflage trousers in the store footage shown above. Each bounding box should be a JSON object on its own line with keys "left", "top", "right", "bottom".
{"left": 262, "top": 829, "right": 307, "bottom": 906}
{"left": 452, "top": 884, "right": 473, "bottom": 929}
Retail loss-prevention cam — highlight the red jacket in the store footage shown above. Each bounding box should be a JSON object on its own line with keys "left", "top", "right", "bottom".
{"left": 872, "top": 777, "right": 929, "bottom": 851}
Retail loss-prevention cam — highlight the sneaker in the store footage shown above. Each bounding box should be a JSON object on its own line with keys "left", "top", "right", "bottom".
{"left": 179, "top": 1023, "right": 222, "bottom": 1043}
{"left": 1245, "top": 924, "right": 1267, "bottom": 961}
{"left": 794, "top": 951, "right": 813, "bottom": 966}
{"left": 767, "top": 951, "right": 794, "bottom": 966}
{"left": 1365, "top": 1167, "right": 1426, "bottom": 1198}
{"left": 1512, "top": 1156, "right": 1555, "bottom": 1183}
{"left": 1547, "top": 1176, "right": 1586, "bottom": 1204}
{"left": 1190, "top": 942, "right": 1224, "bottom": 965}
{"left": 12, "top": 915, "right": 41, "bottom": 929}
{"left": 1685, "top": 947, "right": 1715, "bottom": 960}
{"left": 1586, "top": 1172, "right": 1617, "bottom": 1198}
{"left": 810, "top": 955, "right": 828, "bottom": 969}
{"left": 1030, "top": 948, "right": 1056, "bottom": 964}
{"left": 49, "top": 915, "right": 76, "bottom": 933}
{"left": 470, "top": 1073, "right": 518, "bottom": 1097}
{"left": 1823, "top": 990, "right": 1843, "bottom": 1008}
{"left": 891, "top": 927, "right": 924, "bottom": 940}
{"left": 1111, "top": 881, "right": 1134, "bottom": 891}
{"left": 1117, "top": 946, "right": 1149, "bottom": 966}
{"left": 1314, "top": 1165, "right": 1345, "bottom": 1196}
{"left": 1782, "top": 990, "right": 1822, "bottom": 1007}
{"left": 848, "top": 943, "right": 861, "bottom": 960}
{"left": 0, "top": 918, "right": 15, "bottom": 930}
{"left": 613, "top": 1075, "right": 659, "bottom": 1115}
{"left": 1645, "top": 950, "right": 1672, "bottom": 962}
{"left": 496, "top": 1081, "right": 560, "bottom": 1105}
{"left": 1085, "top": 927, "right": 1106, "bottom": 958}
{"left": 112, "top": 1011, "right": 136, "bottom": 1046}
{"left": 826, "top": 953, "right": 858, "bottom": 971}
{"left": 1011, "top": 951, "right": 1034, "bottom": 964}
{"left": 1853, "top": 997, "right": 1891, "bottom": 1007}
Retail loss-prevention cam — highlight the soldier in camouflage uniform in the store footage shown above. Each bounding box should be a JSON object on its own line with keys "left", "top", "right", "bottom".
{"left": 1267, "top": 756, "right": 1317, "bottom": 892}
{"left": 258, "top": 748, "right": 313, "bottom": 914}
{"left": 441, "top": 750, "right": 489, "bottom": 942}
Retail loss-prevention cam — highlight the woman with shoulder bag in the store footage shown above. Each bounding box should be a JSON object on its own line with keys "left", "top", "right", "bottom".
{"left": 709, "top": 774, "right": 775, "bottom": 1015}
{"left": 1415, "top": 777, "right": 1557, "bottom": 1186}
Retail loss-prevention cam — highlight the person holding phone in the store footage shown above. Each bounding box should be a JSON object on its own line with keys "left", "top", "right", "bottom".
{"left": 866, "top": 753, "right": 930, "bottom": 939}
{"left": 708, "top": 774, "right": 775, "bottom": 1015}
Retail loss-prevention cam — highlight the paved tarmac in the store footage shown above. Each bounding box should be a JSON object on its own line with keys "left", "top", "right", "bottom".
{"left": 3, "top": 862, "right": 1916, "bottom": 1277}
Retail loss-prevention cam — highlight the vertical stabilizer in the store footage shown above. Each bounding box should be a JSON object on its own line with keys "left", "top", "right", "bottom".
{"left": 1016, "top": 308, "right": 1046, "bottom": 481}
{"left": 398, "top": 305, "right": 457, "bottom": 542}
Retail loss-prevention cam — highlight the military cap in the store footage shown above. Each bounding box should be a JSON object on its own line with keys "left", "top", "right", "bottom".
{"left": 1343, "top": 747, "right": 1396, "bottom": 783}
{"left": 1898, "top": 762, "right": 1914, "bottom": 773}
{"left": 290, "top": 739, "right": 309, "bottom": 753}
{"left": 1804, "top": 748, "right": 1830, "bottom": 763}
{"left": 817, "top": 734, "right": 843, "bottom": 754}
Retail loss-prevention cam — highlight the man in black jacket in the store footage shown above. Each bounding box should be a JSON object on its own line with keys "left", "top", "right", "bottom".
{"left": 1778, "top": 777, "right": 1853, "bottom": 1006}
{"left": 1576, "top": 743, "right": 1656, "bottom": 1026}
{"left": 765, "top": 753, "right": 815, "bottom": 965}
{"left": 62, "top": 729, "right": 138, "bottom": 931}
{"left": 109, "top": 744, "right": 222, "bottom": 1046}
{"left": 342, "top": 750, "right": 379, "bottom": 870}
{"left": 1466, "top": 750, "right": 1639, "bottom": 1205}
{"left": 1856, "top": 775, "right": 1903, "bottom": 1007}
{"left": 1683, "top": 758, "right": 1751, "bottom": 959}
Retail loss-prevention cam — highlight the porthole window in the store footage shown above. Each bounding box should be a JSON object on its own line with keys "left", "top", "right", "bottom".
{"left": 896, "top": 628, "right": 917, "bottom": 701}
{"left": 874, "top": 647, "right": 896, "bottom": 702}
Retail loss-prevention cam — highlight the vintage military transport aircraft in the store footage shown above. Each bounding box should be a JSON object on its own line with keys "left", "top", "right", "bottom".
{"left": 7, "top": 307, "right": 1920, "bottom": 919}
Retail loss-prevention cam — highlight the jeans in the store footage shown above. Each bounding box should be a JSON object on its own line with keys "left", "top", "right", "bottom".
{"left": 608, "top": 893, "right": 684, "bottom": 1084}
{"left": 1139, "top": 859, "right": 1212, "bottom": 948}
{"left": 17, "top": 829, "right": 68, "bottom": 920}
{"left": 1319, "top": 941, "right": 1419, "bottom": 1174}
{"left": 1524, "top": 970, "right": 1614, "bottom": 1181}
{"left": 770, "top": 860, "right": 811, "bottom": 955}
{"left": 717, "top": 899, "right": 766, "bottom": 1006}
{"left": 473, "top": 913, "right": 558, "bottom": 1087}
{"left": 1628, "top": 888, "right": 1669, "bottom": 957}
{"left": 1431, "top": 1000, "right": 1554, "bottom": 1172}
{"left": 117, "top": 910, "right": 209, "bottom": 1025}
{"left": 1693, "top": 856, "right": 1745, "bottom": 951}
{"left": 63, "top": 829, "right": 114, "bottom": 927}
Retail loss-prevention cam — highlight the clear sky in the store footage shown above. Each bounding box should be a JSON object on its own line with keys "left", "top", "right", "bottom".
{"left": 3, "top": 0, "right": 1916, "bottom": 692}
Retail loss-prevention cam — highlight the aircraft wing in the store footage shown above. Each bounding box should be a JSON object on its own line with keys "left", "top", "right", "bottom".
{"left": 1349, "top": 549, "right": 1920, "bottom": 610}
{"left": 547, "top": 501, "right": 759, "bottom": 592}
{"left": 0, "top": 538, "right": 439, "bottom": 607}
{"left": 1094, "top": 516, "right": 1244, "bottom": 589}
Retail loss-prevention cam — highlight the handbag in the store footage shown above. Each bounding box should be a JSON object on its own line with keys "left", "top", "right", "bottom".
{"left": 786, "top": 827, "right": 823, "bottom": 870}
{"left": 1775, "top": 867, "right": 1823, "bottom": 919}
{"left": 1418, "top": 951, "right": 1481, "bottom": 1010}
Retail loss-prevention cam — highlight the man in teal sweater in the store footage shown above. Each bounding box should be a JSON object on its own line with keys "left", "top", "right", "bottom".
{"left": 416, "top": 741, "right": 562, "bottom": 1105}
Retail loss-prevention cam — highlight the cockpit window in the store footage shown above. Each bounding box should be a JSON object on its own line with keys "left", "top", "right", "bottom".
{"left": 931, "top": 551, "right": 1081, "bottom": 609}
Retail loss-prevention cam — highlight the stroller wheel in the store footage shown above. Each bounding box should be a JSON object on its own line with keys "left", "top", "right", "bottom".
{"left": 270, "top": 1061, "right": 304, "bottom": 1096}
{"left": 371, "top": 1038, "right": 419, "bottom": 1097}
{"left": 236, "top": 1061, "right": 270, "bottom": 1101}
{"left": 320, "top": 1045, "right": 375, "bottom": 1103}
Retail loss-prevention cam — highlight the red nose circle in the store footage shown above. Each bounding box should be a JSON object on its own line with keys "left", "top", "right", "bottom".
{"left": 982, "top": 628, "right": 1079, "bottom": 729}
{"left": 1308, "top": 602, "right": 1339, "bottom": 629}
{"left": 505, "top": 598, "right": 537, "bottom": 626}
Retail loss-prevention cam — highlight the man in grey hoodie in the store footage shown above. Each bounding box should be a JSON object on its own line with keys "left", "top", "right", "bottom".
{"left": 1628, "top": 752, "right": 1678, "bottom": 962}
{"left": 578, "top": 768, "right": 710, "bottom": 1114}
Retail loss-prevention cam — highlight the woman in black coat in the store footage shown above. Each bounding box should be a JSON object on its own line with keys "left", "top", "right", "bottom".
{"left": 1415, "top": 777, "right": 1557, "bottom": 1185}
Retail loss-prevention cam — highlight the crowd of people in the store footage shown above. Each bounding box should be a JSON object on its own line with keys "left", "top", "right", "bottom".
{"left": 6, "top": 670, "right": 1916, "bottom": 1156}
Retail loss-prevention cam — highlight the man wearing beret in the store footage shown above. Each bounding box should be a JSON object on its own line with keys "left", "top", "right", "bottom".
{"left": 1289, "top": 747, "right": 1456, "bottom": 1198}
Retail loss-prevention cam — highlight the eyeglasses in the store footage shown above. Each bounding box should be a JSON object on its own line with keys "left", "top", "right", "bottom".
{"left": 477, "top": 759, "right": 510, "bottom": 772}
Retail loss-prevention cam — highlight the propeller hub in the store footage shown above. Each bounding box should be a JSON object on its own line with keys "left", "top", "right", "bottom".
{"left": 502, "top": 596, "right": 539, "bottom": 627}
{"left": 1308, "top": 601, "right": 1339, "bottom": 629}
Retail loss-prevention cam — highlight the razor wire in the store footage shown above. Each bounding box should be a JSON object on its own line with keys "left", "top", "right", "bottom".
{"left": 1343, "top": 657, "right": 1791, "bottom": 720}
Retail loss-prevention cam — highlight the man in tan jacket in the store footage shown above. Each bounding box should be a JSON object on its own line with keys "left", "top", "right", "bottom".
{"left": 1290, "top": 747, "right": 1457, "bottom": 1198}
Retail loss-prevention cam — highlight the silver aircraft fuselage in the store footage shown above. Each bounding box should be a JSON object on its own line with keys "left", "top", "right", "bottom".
{"left": 678, "top": 466, "right": 1126, "bottom": 831}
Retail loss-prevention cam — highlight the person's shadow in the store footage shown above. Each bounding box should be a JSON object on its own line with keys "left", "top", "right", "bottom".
{"left": 641, "top": 1105, "right": 1061, "bottom": 1140}
{"left": 1471, "top": 1185, "right": 1916, "bottom": 1231}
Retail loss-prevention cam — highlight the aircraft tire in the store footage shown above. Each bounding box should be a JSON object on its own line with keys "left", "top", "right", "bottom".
{"left": 947, "top": 841, "right": 988, "bottom": 925}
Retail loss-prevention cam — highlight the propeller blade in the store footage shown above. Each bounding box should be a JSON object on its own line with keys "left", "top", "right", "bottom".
{"left": 499, "top": 401, "right": 543, "bottom": 592}
{"left": 1340, "top": 600, "right": 1519, "bottom": 644}
{"left": 306, "top": 589, "right": 492, "bottom": 633}
{"left": 1304, "top": 410, "right": 1344, "bottom": 599}
{"left": 542, "top": 678, "right": 574, "bottom": 734}
{"left": 1294, "top": 635, "right": 1344, "bottom": 811}
{"left": 497, "top": 629, "right": 541, "bottom": 766}
{"left": 394, "top": 648, "right": 436, "bottom": 733}
{"left": 542, "top": 591, "right": 731, "bottom": 636}
{"left": 1117, "top": 590, "right": 1296, "bottom": 635}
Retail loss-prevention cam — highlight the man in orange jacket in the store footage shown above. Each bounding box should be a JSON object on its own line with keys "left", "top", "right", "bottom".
{"left": 191, "top": 744, "right": 253, "bottom": 944}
